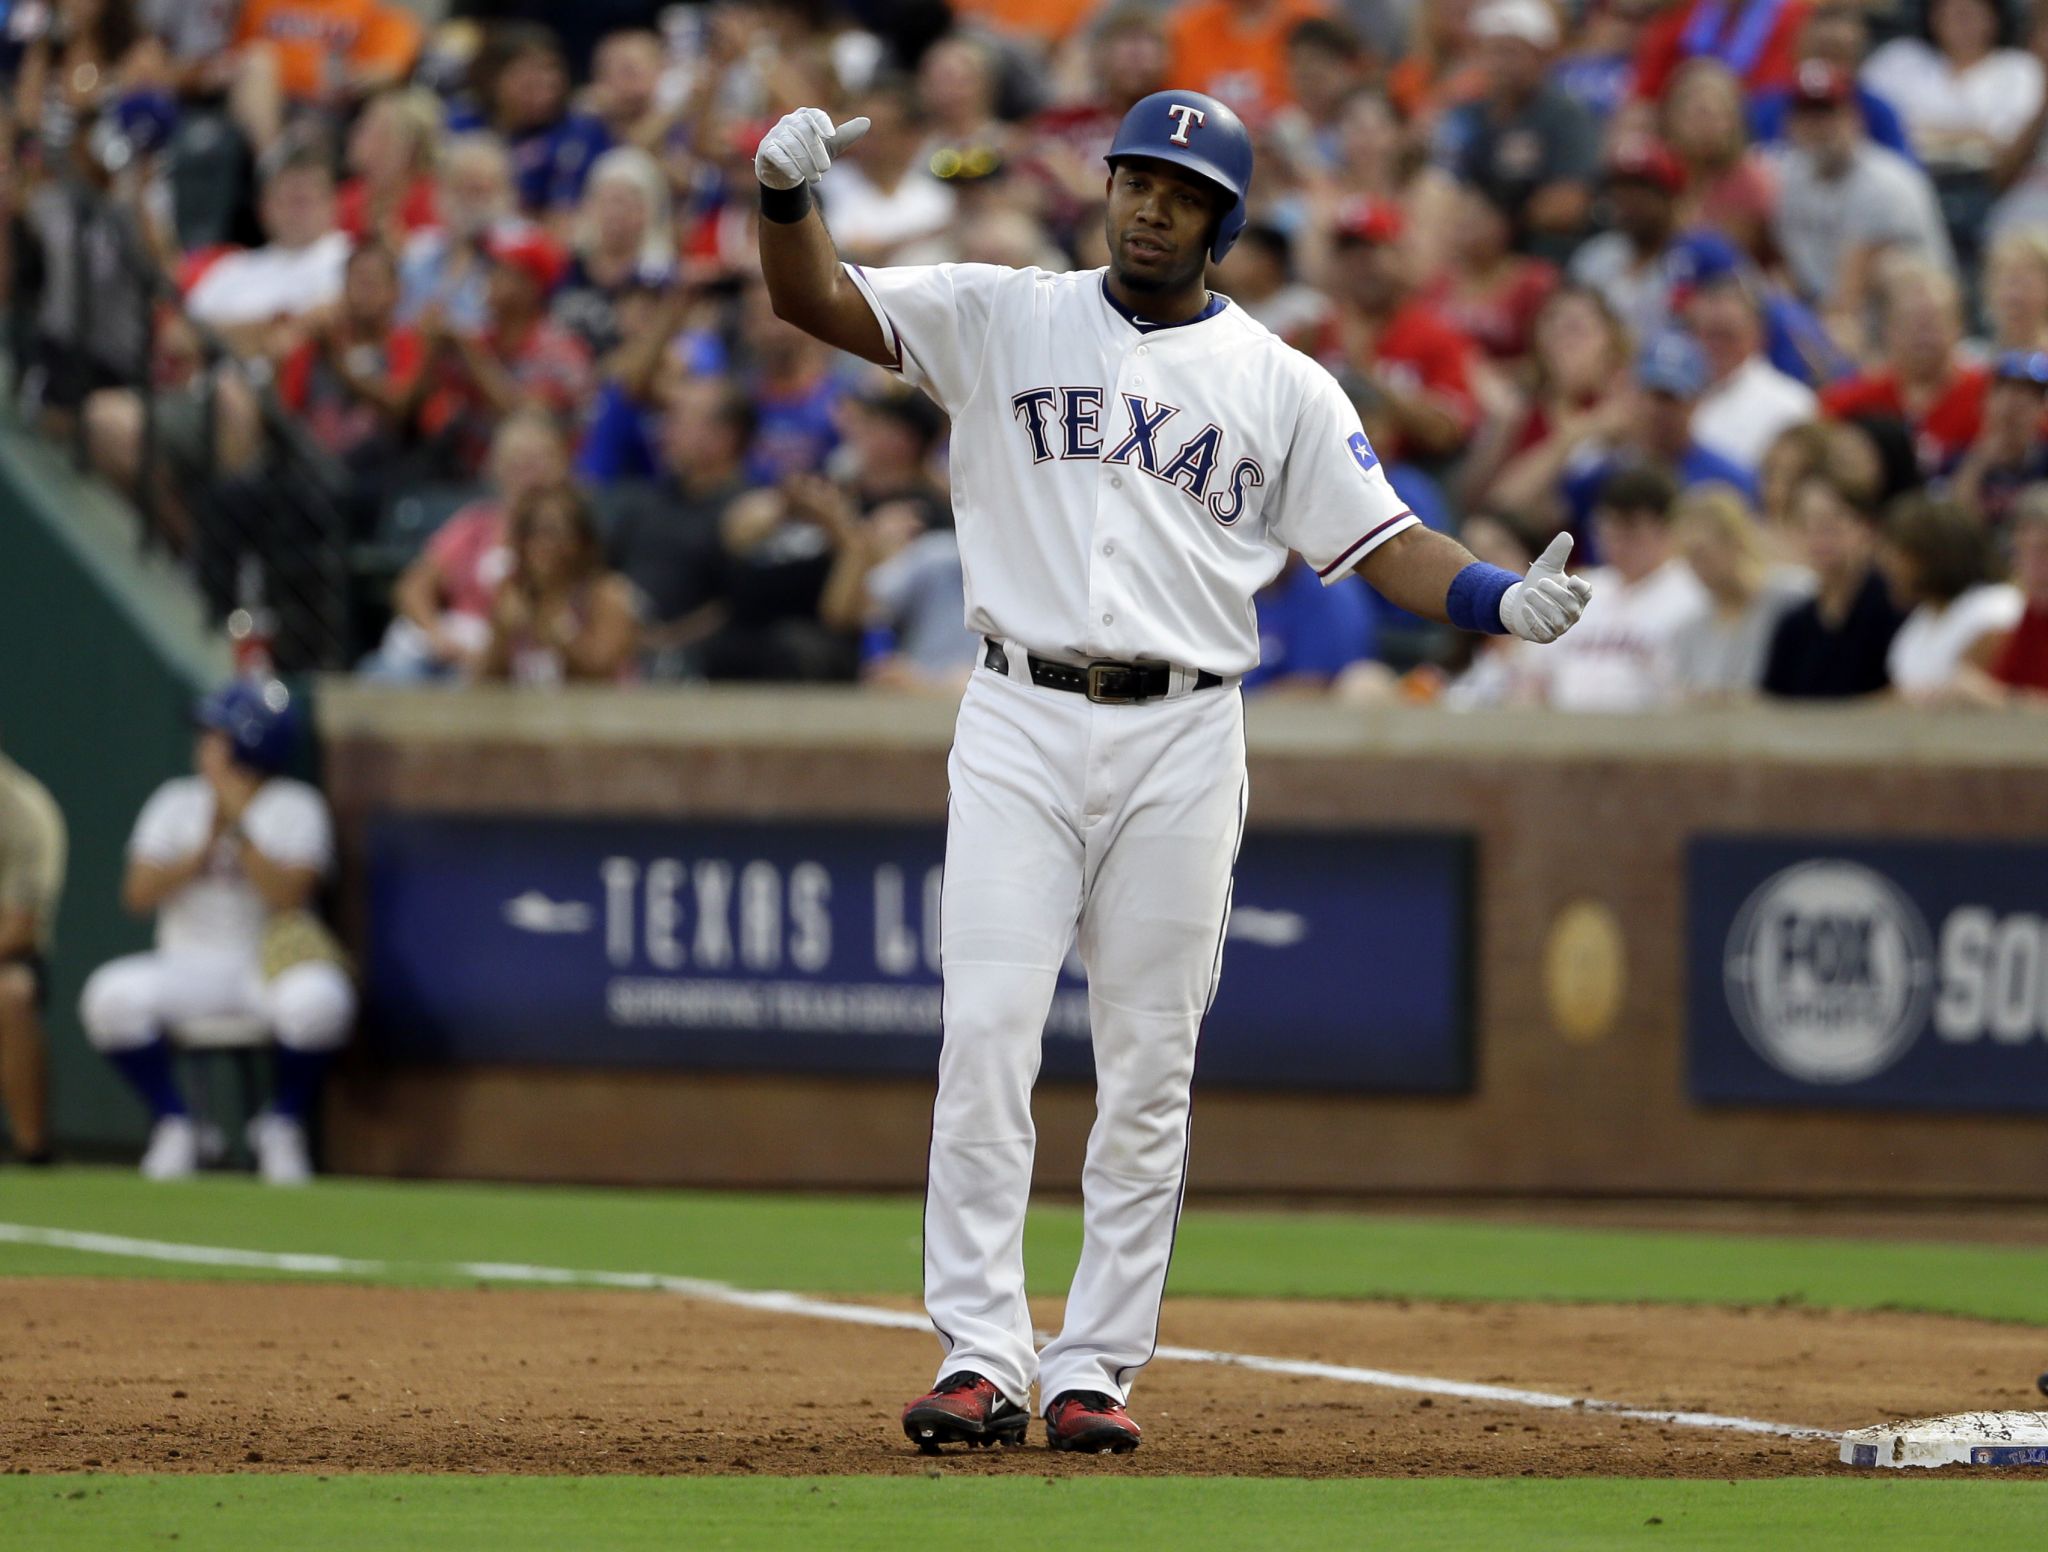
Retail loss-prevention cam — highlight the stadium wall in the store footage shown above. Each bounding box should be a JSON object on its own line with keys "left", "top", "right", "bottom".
{"left": 320, "top": 685, "right": 2048, "bottom": 1200}
{"left": 0, "top": 428, "right": 232, "bottom": 1151}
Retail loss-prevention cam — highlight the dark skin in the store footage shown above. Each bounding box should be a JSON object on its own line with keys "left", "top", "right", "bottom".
{"left": 757, "top": 156, "right": 1500, "bottom": 625}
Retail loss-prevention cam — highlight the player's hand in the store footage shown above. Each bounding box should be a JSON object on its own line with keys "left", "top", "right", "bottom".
{"left": 755, "top": 108, "right": 871, "bottom": 190}
{"left": 1499, "top": 532, "right": 1594, "bottom": 645}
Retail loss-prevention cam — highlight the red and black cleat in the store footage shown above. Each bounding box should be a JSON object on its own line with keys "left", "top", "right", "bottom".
{"left": 1044, "top": 1390, "right": 1142, "bottom": 1455}
{"left": 901, "top": 1371, "right": 1029, "bottom": 1454}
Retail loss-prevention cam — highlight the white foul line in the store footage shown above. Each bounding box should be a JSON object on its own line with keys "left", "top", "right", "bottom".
{"left": 0, "top": 1221, "right": 1834, "bottom": 1442}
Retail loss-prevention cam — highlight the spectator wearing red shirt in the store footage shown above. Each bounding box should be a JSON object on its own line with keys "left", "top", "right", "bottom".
{"left": 336, "top": 87, "right": 440, "bottom": 247}
{"left": 1987, "top": 488, "right": 2048, "bottom": 698}
{"left": 361, "top": 412, "right": 569, "bottom": 681}
{"left": 277, "top": 242, "right": 427, "bottom": 479}
{"left": 1026, "top": 7, "right": 1168, "bottom": 228}
{"left": 1423, "top": 180, "right": 1558, "bottom": 366}
{"left": 1634, "top": 0, "right": 1814, "bottom": 100}
{"left": 477, "top": 483, "right": 640, "bottom": 687}
{"left": 1317, "top": 199, "right": 1479, "bottom": 464}
{"left": 419, "top": 229, "right": 593, "bottom": 479}
{"left": 1662, "top": 59, "right": 1779, "bottom": 260}
{"left": 1470, "top": 282, "right": 1632, "bottom": 504}
{"left": 1821, "top": 258, "right": 1987, "bottom": 475}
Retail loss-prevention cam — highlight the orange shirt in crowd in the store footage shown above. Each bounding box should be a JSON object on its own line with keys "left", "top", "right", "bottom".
{"left": 1387, "top": 54, "right": 1488, "bottom": 131}
{"left": 949, "top": 0, "right": 1102, "bottom": 47}
{"left": 1165, "top": 0, "right": 1330, "bottom": 117}
{"left": 235, "top": 0, "right": 423, "bottom": 102}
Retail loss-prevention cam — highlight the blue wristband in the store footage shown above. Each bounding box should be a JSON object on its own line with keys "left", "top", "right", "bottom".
{"left": 1446, "top": 562, "right": 1519, "bottom": 636}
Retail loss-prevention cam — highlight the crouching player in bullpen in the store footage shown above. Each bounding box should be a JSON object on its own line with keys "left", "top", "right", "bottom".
{"left": 753, "top": 90, "right": 1592, "bottom": 1454}
{"left": 80, "top": 682, "right": 354, "bottom": 1185}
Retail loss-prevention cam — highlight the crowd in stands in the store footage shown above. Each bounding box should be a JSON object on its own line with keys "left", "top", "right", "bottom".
{"left": 3, "top": 0, "right": 2046, "bottom": 707}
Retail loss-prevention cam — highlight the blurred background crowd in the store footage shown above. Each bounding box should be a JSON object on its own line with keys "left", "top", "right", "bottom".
{"left": 5, "top": 0, "right": 2048, "bottom": 710}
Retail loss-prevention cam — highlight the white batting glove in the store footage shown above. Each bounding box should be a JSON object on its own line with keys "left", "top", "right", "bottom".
{"left": 755, "top": 107, "right": 872, "bottom": 190}
{"left": 1499, "top": 532, "right": 1595, "bottom": 645}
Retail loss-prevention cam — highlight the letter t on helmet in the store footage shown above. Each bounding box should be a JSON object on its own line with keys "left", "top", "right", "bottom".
{"left": 1105, "top": 89, "right": 1254, "bottom": 261}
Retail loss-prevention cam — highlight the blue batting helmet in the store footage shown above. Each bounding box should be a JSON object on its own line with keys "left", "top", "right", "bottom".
{"left": 1105, "top": 90, "right": 1254, "bottom": 262}
{"left": 194, "top": 680, "right": 299, "bottom": 776}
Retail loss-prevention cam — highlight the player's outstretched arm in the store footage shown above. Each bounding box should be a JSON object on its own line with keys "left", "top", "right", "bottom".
{"left": 755, "top": 108, "right": 895, "bottom": 366}
{"left": 1358, "top": 527, "right": 1593, "bottom": 644}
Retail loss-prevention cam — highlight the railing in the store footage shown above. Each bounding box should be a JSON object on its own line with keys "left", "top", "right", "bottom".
{"left": 20, "top": 170, "right": 356, "bottom": 671}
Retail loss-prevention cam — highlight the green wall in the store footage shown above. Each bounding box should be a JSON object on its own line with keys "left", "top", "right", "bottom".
{"left": 0, "top": 427, "right": 229, "bottom": 1151}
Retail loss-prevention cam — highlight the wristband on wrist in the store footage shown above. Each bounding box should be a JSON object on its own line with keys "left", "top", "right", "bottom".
{"left": 1446, "top": 561, "right": 1519, "bottom": 635}
{"left": 758, "top": 180, "right": 813, "bottom": 224}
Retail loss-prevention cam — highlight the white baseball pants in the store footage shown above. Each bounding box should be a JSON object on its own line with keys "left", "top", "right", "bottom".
{"left": 924, "top": 657, "right": 1245, "bottom": 1410}
{"left": 81, "top": 952, "right": 355, "bottom": 1054}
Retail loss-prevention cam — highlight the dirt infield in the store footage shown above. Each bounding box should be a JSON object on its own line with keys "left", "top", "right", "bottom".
{"left": 5, "top": 1279, "right": 2044, "bottom": 1478}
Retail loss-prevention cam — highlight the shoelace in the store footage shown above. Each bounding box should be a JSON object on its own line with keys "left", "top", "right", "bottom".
{"left": 932, "top": 1371, "right": 988, "bottom": 1394}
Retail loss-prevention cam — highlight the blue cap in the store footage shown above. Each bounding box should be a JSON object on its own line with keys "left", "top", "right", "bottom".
{"left": 194, "top": 680, "right": 299, "bottom": 776}
{"left": 1996, "top": 349, "right": 2048, "bottom": 387}
{"left": 112, "top": 90, "right": 179, "bottom": 157}
{"left": 1637, "top": 330, "right": 1710, "bottom": 398}
{"left": 1663, "top": 230, "right": 1747, "bottom": 295}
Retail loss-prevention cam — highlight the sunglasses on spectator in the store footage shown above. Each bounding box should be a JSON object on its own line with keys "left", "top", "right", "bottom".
{"left": 1996, "top": 350, "right": 2048, "bottom": 387}
{"left": 930, "top": 145, "right": 1004, "bottom": 181}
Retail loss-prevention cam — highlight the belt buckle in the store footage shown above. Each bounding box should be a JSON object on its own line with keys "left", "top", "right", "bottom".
{"left": 1085, "top": 662, "right": 1140, "bottom": 704}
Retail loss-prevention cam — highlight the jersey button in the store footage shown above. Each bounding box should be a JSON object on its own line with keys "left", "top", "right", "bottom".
{"left": 1136, "top": 345, "right": 1149, "bottom": 357}
{"left": 1110, "top": 476, "right": 1123, "bottom": 489}
{"left": 1102, "top": 613, "right": 1114, "bottom": 625}
{"left": 1102, "top": 543, "right": 1115, "bottom": 556}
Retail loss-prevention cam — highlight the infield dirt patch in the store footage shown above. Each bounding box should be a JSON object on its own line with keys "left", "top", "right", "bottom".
{"left": 4, "top": 1279, "right": 2042, "bottom": 1479}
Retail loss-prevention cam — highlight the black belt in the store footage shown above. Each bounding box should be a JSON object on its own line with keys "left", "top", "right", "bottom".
{"left": 983, "top": 638, "right": 1223, "bottom": 704}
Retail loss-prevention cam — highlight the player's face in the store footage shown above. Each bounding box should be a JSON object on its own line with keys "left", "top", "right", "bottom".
{"left": 195, "top": 730, "right": 235, "bottom": 789}
{"left": 1104, "top": 158, "right": 1222, "bottom": 296}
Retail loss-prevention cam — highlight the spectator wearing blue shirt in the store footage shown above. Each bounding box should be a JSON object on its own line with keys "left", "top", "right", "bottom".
{"left": 740, "top": 282, "right": 850, "bottom": 484}
{"left": 1494, "top": 330, "right": 1757, "bottom": 562}
{"left": 1576, "top": 332, "right": 1757, "bottom": 543}
{"left": 1748, "top": 3, "right": 1916, "bottom": 162}
{"left": 1243, "top": 558, "right": 1378, "bottom": 693}
{"left": 1551, "top": 0, "right": 1665, "bottom": 124}
{"left": 448, "top": 25, "right": 613, "bottom": 219}
{"left": 1663, "top": 232, "right": 1853, "bottom": 389}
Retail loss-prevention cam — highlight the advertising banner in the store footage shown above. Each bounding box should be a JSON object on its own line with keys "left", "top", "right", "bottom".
{"left": 365, "top": 815, "right": 1472, "bottom": 1092}
{"left": 1689, "top": 837, "right": 2048, "bottom": 1111}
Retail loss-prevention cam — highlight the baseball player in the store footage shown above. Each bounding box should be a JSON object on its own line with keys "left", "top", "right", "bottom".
{"left": 80, "top": 682, "right": 354, "bottom": 1185}
{"left": 755, "top": 89, "right": 1591, "bottom": 1454}
{"left": 0, "top": 739, "right": 65, "bottom": 1165}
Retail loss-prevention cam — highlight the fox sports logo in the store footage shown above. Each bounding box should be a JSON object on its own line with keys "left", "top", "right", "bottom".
{"left": 1723, "top": 861, "right": 1935, "bottom": 1084}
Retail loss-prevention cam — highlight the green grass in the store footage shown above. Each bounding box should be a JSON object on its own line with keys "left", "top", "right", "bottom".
{"left": 5, "top": 1476, "right": 2045, "bottom": 1551}
{"left": 4, "top": 1167, "right": 2048, "bottom": 1323}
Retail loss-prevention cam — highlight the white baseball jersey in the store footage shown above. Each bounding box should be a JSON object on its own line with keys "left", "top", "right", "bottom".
{"left": 128, "top": 777, "right": 334, "bottom": 958}
{"left": 843, "top": 262, "right": 1418, "bottom": 676}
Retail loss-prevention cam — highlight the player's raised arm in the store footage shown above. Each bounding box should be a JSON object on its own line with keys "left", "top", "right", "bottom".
{"left": 755, "top": 108, "right": 895, "bottom": 366}
{"left": 1360, "top": 527, "right": 1594, "bottom": 644}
